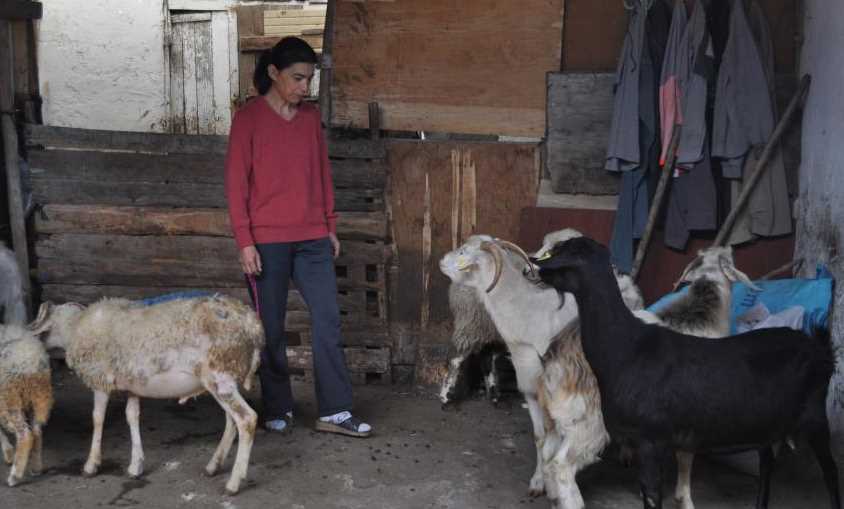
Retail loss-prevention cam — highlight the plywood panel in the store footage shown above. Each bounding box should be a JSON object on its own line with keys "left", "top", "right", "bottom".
{"left": 546, "top": 72, "right": 619, "bottom": 194}
{"left": 331, "top": 0, "right": 563, "bottom": 137}
{"left": 388, "top": 140, "right": 540, "bottom": 328}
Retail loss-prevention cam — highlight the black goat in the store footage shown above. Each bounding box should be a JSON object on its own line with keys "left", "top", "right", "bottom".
{"left": 532, "top": 236, "right": 840, "bottom": 509}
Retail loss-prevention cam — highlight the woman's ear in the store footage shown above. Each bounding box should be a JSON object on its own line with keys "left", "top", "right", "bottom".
{"left": 267, "top": 64, "right": 280, "bottom": 81}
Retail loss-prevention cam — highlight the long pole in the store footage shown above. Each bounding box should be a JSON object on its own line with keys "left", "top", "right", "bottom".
{"left": 631, "top": 125, "right": 682, "bottom": 280}
{"left": 0, "top": 19, "right": 31, "bottom": 318}
{"left": 713, "top": 74, "right": 811, "bottom": 246}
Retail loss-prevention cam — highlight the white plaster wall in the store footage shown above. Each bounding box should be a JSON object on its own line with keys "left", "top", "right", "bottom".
{"left": 37, "top": 0, "right": 168, "bottom": 132}
{"left": 795, "top": 0, "right": 844, "bottom": 483}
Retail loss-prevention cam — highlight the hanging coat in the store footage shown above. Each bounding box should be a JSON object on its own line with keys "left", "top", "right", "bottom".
{"left": 712, "top": 0, "right": 791, "bottom": 244}
{"left": 607, "top": 1, "right": 671, "bottom": 272}
{"left": 660, "top": 0, "right": 717, "bottom": 250}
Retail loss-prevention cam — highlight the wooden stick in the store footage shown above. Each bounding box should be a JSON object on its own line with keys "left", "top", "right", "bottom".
{"left": 713, "top": 74, "right": 812, "bottom": 247}
{"left": 318, "top": 0, "right": 335, "bottom": 127}
{"left": 0, "top": 20, "right": 31, "bottom": 318}
{"left": 631, "top": 125, "right": 682, "bottom": 280}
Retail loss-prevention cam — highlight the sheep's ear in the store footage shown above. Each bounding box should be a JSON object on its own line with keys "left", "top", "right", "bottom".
{"left": 719, "top": 256, "right": 762, "bottom": 290}
{"left": 28, "top": 302, "right": 54, "bottom": 335}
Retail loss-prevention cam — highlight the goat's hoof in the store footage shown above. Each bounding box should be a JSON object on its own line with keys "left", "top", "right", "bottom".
{"left": 29, "top": 466, "right": 44, "bottom": 476}
{"left": 127, "top": 466, "right": 143, "bottom": 479}
{"left": 82, "top": 464, "right": 99, "bottom": 477}
{"left": 205, "top": 462, "right": 220, "bottom": 477}
{"left": 224, "top": 479, "right": 241, "bottom": 495}
{"left": 7, "top": 474, "right": 20, "bottom": 487}
{"left": 528, "top": 488, "right": 545, "bottom": 498}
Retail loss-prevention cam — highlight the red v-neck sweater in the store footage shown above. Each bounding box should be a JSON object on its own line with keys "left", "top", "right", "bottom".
{"left": 225, "top": 98, "right": 337, "bottom": 249}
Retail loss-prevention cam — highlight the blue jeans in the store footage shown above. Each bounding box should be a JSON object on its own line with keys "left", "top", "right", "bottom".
{"left": 248, "top": 238, "right": 353, "bottom": 420}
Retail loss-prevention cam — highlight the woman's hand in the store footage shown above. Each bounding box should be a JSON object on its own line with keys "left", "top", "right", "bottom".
{"left": 240, "top": 245, "right": 262, "bottom": 275}
{"left": 329, "top": 233, "right": 341, "bottom": 259}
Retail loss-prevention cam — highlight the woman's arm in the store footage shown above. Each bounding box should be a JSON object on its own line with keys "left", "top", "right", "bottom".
{"left": 316, "top": 114, "right": 340, "bottom": 258}
{"left": 225, "top": 112, "right": 256, "bottom": 250}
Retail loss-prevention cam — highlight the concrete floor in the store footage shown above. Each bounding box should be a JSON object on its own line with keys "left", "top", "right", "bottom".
{"left": 2, "top": 366, "right": 834, "bottom": 509}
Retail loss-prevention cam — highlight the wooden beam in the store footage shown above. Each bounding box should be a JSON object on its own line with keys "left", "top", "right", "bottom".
{"left": 25, "top": 123, "right": 387, "bottom": 159}
{"left": 0, "top": 1, "right": 42, "bottom": 21}
{"left": 0, "top": 20, "right": 31, "bottom": 318}
{"left": 35, "top": 204, "right": 388, "bottom": 240}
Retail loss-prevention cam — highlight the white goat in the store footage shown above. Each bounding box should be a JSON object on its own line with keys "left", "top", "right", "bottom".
{"left": 35, "top": 294, "right": 264, "bottom": 494}
{"left": 440, "top": 253, "right": 516, "bottom": 408}
{"left": 439, "top": 231, "right": 582, "bottom": 497}
{"left": 0, "top": 243, "right": 26, "bottom": 325}
{"left": 0, "top": 313, "right": 53, "bottom": 487}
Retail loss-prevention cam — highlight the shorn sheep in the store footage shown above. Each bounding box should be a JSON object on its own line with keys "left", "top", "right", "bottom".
{"left": 0, "top": 312, "right": 53, "bottom": 486}
{"left": 34, "top": 294, "right": 264, "bottom": 494}
{"left": 534, "top": 236, "right": 841, "bottom": 509}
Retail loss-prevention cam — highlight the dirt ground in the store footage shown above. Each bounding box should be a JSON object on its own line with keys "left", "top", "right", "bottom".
{"left": 2, "top": 366, "right": 835, "bottom": 509}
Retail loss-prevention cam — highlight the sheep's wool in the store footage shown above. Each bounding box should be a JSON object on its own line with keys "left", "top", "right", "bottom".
{"left": 66, "top": 296, "right": 264, "bottom": 393}
{"left": 0, "top": 325, "right": 50, "bottom": 384}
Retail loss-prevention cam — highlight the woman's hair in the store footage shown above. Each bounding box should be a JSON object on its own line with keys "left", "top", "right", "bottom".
{"left": 253, "top": 36, "right": 318, "bottom": 95}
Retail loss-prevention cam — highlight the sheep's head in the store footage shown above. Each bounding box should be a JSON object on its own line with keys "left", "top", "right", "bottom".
{"left": 30, "top": 301, "right": 85, "bottom": 351}
{"left": 673, "top": 246, "right": 760, "bottom": 291}
{"left": 439, "top": 235, "right": 535, "bottom": 293}
{"left": 531, "top": 236, "right": 608, "bottom": 295}
{"left": 531, "top": 228, "right": 584, "bottom": 260}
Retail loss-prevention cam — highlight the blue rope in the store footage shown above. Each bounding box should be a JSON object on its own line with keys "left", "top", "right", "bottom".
{"left": 136, "top": 290, "right": 215, "bottom": 307}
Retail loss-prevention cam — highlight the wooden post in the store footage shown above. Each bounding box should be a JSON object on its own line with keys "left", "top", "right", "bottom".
{"left": 630, "top": 126, "right": 681, "bottom": 280}
{"left": 318, "top": 0, "right": 335, "bottom": 127}
{"left": 713, "top": 74, "right": 811, "bottom": 247}
{"left": 0, "top": 19, "right": 31, "bottom": 318}
{"left": 368, "top": 102, "right": 380, "bottom": 140}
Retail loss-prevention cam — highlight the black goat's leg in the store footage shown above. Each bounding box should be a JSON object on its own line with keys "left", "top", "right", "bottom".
{"left": 755, "top": 446, "right": 775, "bottom": 509}
{"left": 637, "top": 441, "right": 665, "bottom": 509}
{"left": 808, "top": 426, "right": 842, "bottom": 509}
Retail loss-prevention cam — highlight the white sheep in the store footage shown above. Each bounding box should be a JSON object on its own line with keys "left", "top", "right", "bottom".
{"left": 0, "top": 242, "right": 26, "bottom": 325}
{"left": 0, "top": 314, "right": 53, "bottom": 487}
{"left": 35, "top": 294, "right": 264, "bottom": 494}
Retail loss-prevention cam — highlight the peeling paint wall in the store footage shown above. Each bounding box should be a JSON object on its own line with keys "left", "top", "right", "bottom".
{"left": 37, "top": 0, "right": 168, "bottom": 132}
{"left": 795, "top": 0, "right": 844, "bottom": 477}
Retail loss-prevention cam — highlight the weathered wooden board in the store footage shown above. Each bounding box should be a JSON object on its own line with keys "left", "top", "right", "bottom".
{"left": 28, "top": 149, "right": 386, "bottom": 190}
{"left": 562, "top": 0, "right": 627, "bottom": 71}
{"left": 545, "top": 72, "right": 619, "bottom": 195}
{"left": 331, "top": 0, "right": 563, "bottom": 137}
{"left": 240, "top": 34, "right": 324, "bottom": 52}
{"left": 34, "top": 234, "right": 390, "bottom": 286}
{"left": 35, "top": 205, "right": 387, "bottom": 241}
{"left": 30, "top": 179, "right": 382, "bottom": 211}
{"left": 387, "top": 140, "right": 540, "bottom": 329}
{"left": 24, "top": 124, "right": 387, "bottom": 160}
{"left": 287, "top": 345, "right": 390, "bottom": 374}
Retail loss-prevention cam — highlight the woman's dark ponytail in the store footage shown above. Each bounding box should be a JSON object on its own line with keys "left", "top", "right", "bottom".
{"left": 253, "top": 50, "right": 274, "bottom": 95}
{"left": 252, "top": 36, "right": 319, "bottom": 96}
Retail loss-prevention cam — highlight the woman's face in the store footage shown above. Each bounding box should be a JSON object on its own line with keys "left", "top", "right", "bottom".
{"left": 268, "top": 62, "right": 315, "bottom": 105}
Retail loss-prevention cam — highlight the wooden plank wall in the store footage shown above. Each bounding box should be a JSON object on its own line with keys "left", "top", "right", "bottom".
{"left": 331, "top": 0, "right": 564, "bottom": 137}
{"left": 24, "top": 124, "right": 393, "bottom": 384}
{"left": 386, "top": 140, "right": 541, "bottom": 385}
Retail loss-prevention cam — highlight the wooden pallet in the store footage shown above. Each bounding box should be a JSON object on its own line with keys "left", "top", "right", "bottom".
{"left": 25, "top": 124, "right": 392, "bottom": 381}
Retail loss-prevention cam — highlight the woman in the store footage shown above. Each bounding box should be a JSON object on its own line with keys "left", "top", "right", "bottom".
{"left": 225, "top": 36, "right": 371, "bottom": 438}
